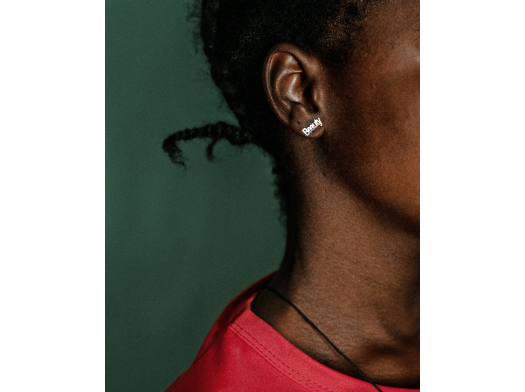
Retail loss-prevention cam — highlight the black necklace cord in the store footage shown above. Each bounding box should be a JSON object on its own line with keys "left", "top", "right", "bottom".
{"left": 266, "top": 286, "right": 384, "bottom": 392}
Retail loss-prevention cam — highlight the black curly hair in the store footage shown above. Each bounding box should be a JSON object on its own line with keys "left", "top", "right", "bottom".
{"left": 163, "top": 0, "right": 379, "bottom": 218}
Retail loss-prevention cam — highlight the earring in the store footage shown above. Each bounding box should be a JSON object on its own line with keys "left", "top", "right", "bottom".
{"left": 302, "top": 118, "right": 323, "bottom": 136}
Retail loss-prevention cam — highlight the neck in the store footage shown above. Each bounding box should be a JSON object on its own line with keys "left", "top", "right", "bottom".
{"left": 252, "top": 152, "right": 420, "bottom": 388}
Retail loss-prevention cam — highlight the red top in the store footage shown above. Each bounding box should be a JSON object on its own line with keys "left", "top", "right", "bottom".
{"left": 166, "top": 275, "right": 420, "bottom": 392}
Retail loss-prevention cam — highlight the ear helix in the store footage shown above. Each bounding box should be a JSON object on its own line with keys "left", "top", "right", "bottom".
{"left": 302, "top": 118, "right": 323, "bottom": 136}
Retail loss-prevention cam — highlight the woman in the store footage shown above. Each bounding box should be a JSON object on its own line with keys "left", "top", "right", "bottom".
{"left": 164, "top": 0, "right": 419, "bottom": 390}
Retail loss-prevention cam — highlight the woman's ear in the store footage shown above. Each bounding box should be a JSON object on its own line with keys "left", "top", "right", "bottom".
{"left": 262, "top": 43, "right": 327, "bottom": 139}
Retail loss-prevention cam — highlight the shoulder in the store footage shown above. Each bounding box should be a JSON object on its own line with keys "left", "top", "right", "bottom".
{"left": 165, "top": 328, "right": 259, "bottom": 391}
{"left": 166, "top": 322, "right": 306, "bottom": 392}
{"left": 166, "top": 274, "right": 285, "bottom": 392}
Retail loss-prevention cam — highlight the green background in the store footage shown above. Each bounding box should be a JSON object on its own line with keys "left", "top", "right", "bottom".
{"left": 0, "top": 0, "right": 525, "bottom": 392}
{"left": 106, "top": 1, "right": 285, "bottom": 390}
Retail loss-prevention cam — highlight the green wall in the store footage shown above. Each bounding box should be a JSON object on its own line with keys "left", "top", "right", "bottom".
{"left": 106, "top": 1, "right": 285, "bottom": 390}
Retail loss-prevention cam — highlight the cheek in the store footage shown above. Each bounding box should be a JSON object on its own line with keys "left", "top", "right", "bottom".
{"left": 330, "top": 70, "right": 420, "bottom": 224}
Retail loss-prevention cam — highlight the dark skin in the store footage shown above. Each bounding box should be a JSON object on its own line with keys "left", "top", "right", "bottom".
{"left": 251, "top": 0, "right": 420, "bottom": 388}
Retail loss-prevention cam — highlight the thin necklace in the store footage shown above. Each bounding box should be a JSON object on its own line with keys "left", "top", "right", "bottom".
{"left": 266, "top": 286, "right": 384, "bottom": 392}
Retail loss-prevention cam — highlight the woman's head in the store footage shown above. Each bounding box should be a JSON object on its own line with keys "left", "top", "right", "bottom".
{"left": 164, "top": 0, "right": 419, "bottom": 228}
{"left": 198, "top": 0, "right": 371, "bottom": 149}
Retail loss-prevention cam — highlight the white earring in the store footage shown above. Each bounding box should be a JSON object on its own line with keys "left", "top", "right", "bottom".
{"left": 302, "top": 118, "right": 323, "bottom": 136}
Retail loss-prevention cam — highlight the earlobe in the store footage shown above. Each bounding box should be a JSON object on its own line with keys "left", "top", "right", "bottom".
{"left": 302, "top": 118, "right": 323, "bottom": 136}
{"left": 262, "top": 43, "right": 326, "bottom": 138}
